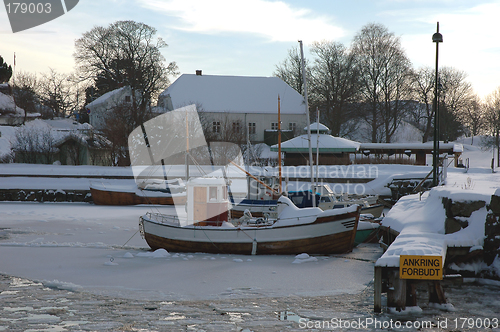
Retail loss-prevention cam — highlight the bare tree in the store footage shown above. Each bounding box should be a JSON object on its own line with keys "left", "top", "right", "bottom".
{"left": 460, "top": 94, "right": 486, "bottom": 144}
{"left": 484, "top": 87, "right": 500, "bottom": 165}
{"left": 352, "top": 23, "right": 414, "bottom": 143}
{"left": 74, "top": 20, "right": 178, "bottom": 129}
{"left": 38, "top": 68, "right": 74, "bottom": 118}
{"left": 411, "top": 67, "right": 435, "bottom": 142}
{"left": 273, "top": 46, "right": 308, "bottom": 95}
{"left": 309, "top": 41, "right": 362, "bottom": 137}
{"left": 437, "top": 67, "right": 473, "bottom": 142}
{"left": 12, "top": 126, "right": 56, "bottom": 163}
{"left": 11, "top": 71, "right": 40, "bottom": 124}
{"left": 102, "top": 103, "right": 136, "bottom": 166}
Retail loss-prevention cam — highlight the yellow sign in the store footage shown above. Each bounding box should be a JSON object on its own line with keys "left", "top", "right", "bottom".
{"left": 400, "top": 255, "right": 443, "bottom": 280}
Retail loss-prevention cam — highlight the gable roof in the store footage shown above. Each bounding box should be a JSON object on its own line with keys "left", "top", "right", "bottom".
{"left": 271, "top": 133, "right": 360, "bottom": 153}
{"left": 160, "top": 74, "right": 306, "bottom": 114}
{"left": 85, "top": 86, "right": 131, "bottom": 109}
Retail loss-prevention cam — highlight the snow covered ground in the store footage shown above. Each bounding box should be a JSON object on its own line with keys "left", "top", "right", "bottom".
{"left": 0, "top": 202, "right": 382, "bottom": 302}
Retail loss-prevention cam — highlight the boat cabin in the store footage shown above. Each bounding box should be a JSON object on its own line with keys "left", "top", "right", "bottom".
{"left": 186, "top": 177, "right": 231, "bottom": 226}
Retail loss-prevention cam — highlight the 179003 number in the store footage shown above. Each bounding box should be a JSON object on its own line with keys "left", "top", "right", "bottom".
{"left": 6, "top": 2, "right": 52, "bottom": 14}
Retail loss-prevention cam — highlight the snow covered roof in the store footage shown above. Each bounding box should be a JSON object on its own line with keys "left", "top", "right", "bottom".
{"left": 43, "top": 119, "right": 92, "bottom": 131}
{"left": 305, "top": 122, "right": 329, "bottom": 133}
{"left": 270, "top": 134, "right": 360, "bottom": 153}
{"left": 0, "top": 91, "right": 25, "bottom": 116}
{"left": 160, "top": 74, "right": 306, "bottom": 114}
{"left": 360, "top": 142, "right": 463, "bottom": 153}
{"left": 85, "top": 86, "right": 130, "bottom": 108}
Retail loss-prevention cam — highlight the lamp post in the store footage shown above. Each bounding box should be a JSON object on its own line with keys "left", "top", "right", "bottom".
{"left": 432, "top": 22, "right": 443, "bottom": 187}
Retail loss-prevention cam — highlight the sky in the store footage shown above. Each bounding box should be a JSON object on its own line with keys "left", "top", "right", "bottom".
{"left": 1, "top": 0, "right": 500, "bottom": 98}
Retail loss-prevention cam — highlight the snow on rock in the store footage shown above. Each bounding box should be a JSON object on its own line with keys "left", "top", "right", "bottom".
{"left": 292, "top": 254, "right": 318, "bottom": 264}
{"left": 104, "top": 260, "right": 118, "bottom": 266}
{"left": 152, "top": 248, "right": 170, "bottom": 258}
{"left": 123, "top": 252, "right": 134, "bottom": 258}
{"left": 295, "top": 253, "right": 310, "bottom": 259}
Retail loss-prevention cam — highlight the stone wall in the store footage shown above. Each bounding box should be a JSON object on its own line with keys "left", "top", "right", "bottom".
{"left": 485, "top": 194, "right": 500, "bottom": 265}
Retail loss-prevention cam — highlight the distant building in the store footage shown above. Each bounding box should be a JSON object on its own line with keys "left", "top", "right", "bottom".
{"left": 157, "top": 71, "right": 307, "bottom": 144}
{"left": 273, "top": 122, "right": 463, "bottom": 166}
{"left": 272, "top": 123, "right": 360, "bottom": 165}
{"left": 85, "top": 86, "right": 138, "bottom": 131}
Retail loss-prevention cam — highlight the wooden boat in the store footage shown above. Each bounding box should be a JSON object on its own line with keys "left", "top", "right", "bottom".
{"left": 90, "top": 180, "right": 186, "bottom": 206}
{"left": 353, "top": 219, "right": 380, "bottom": 247}
{"left": 139, "top": 177, "right": 360, "bottom": 255}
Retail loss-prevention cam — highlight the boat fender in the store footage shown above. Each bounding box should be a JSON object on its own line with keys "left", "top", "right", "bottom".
{"left": 139, "top": 217, "right": 145, "bottom": 239}
{"left": 251, "top": 238, "right": 257, "bottom": 255}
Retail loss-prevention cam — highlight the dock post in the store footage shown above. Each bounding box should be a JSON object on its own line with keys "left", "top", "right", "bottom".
{"left": 387, "top": 269, "right": 406, "bottom": 311}
{"left": 429, "top": 281, "right": 447, "bottom": 304}
{"left": 374, "top": 266, "right": 382, "bottom": 313}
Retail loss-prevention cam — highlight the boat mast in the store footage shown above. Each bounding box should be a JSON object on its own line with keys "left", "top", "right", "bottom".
{"left": 316, "top": 107, "right": 320, "bottom": 186}
{"left": 299, "top": 40, "right": 315, "bottom": 207}
{"left": 278, "top": 95, "right": 282, "bottom": 194}
{"left": 185, "top": 108, "right": 189, "bottom": 182}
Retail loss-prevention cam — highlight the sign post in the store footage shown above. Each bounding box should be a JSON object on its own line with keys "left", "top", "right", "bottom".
{"left": 400, "top": 255, "right": 443, "bottom": 280}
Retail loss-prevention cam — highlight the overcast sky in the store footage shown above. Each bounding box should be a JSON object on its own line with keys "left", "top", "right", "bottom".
{"left": 1, "top": 0, "right": 499, "bottom": 98}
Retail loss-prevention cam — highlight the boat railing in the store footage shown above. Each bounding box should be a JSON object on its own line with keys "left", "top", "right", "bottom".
{"left": 145, "top": 212, "right": 181, "bottom": 226}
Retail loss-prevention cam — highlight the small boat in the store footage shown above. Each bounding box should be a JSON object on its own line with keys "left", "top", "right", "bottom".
{"left": 90, "top": 179, "right": 186, "bottom": 206}
{"left": 287, "top": 185, "right": 385, "bottom": 218}
{"left": 353, "top": 216, "right": 381, "bottom": 247}
{"left": 139, "top": 177, "right": 361, "bottom": 255}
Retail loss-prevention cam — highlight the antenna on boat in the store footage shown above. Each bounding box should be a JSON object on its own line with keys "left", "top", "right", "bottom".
{"left": 299, "top": 40, "right": 315, "bottom": 207}
{"left": 278, "top": 95, "right": 282, "bottom": 194}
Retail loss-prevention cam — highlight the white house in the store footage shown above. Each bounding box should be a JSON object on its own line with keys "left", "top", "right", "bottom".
{"left": 157, "top": 71, "right": 307, "bottom": 143}
{"left": 86, "top": 86, "right": 137, "bottom": 131}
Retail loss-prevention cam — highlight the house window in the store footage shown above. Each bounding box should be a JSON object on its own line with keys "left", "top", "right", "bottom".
{"left": 232, "top": 122, "right": 241, "bottom": 134}
{"left": 289, "top": 122, "right": 296, "bottom": 132}
{"left": 124, "top": 95, "right": 131, "bottom": 103}
{"left": 212, "top": 121, "right": 221, "bottom": 133}
{"left": 271, "top": 122, "right": 279, "bottom": 131}
{"left": 248, "top": 122, "right": 256, "bottom": 135}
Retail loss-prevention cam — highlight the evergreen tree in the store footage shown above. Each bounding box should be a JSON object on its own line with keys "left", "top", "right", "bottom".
{"left": 0, "top": 56, "right": 13, "bottom": 83}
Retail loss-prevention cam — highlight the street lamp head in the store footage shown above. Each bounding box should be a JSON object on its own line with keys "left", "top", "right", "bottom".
{"left": 432, "top": 22, "right": 443, "bottom": 43}
{"left": 432, "top": 32, "right": 443, "bottom": 43}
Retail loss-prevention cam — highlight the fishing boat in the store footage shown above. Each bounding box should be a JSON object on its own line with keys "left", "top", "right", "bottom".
{"left": 139, "top": 176, "right": 361, "bottom": 255}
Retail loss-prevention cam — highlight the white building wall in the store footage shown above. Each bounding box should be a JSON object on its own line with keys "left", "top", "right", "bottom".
{"left": 201, "top": 112, "right": 306, "bottom": 143}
